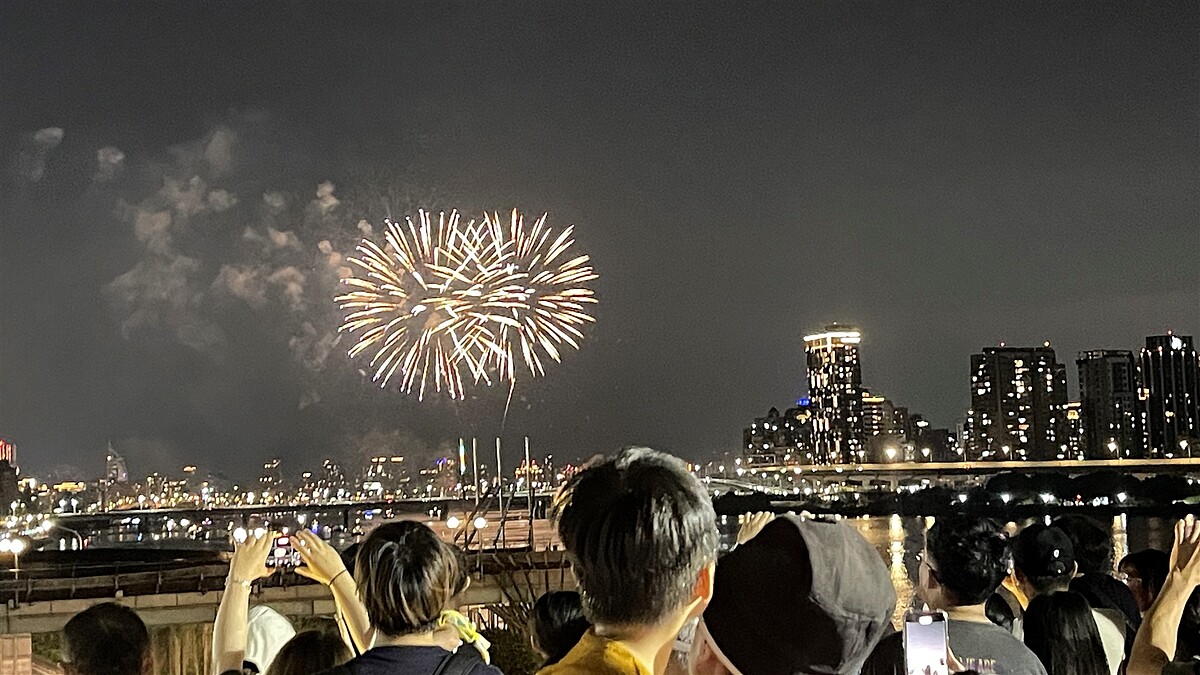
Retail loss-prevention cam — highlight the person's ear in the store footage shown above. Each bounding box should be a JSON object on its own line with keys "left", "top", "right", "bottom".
{"left": 684, "top": 561, "right": 717, "bottom": 620}
{"left": 696, "top": 561, "right": 716, "bottom": 605}
{"left": 141, "top": 651, "right": 154, "bottom": 675}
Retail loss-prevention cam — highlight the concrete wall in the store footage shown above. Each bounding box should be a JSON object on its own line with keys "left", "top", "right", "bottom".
{"left": 1, "top": 569, "right": 576, "bottom": 634}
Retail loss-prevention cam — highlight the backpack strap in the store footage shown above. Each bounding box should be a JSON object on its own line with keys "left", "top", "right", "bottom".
{"left": 432, "top": 648, "right": 484, "bottom": 675}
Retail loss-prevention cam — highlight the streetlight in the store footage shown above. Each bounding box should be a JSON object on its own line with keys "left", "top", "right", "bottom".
{"left": 1108, "top": 441, "right": 1118, "bottom": 458}
{"left": 43, "top": 520, "right": 84, "bottom": 550}
{"left": 884, "top": 448, "right": 897, "bottom": 461}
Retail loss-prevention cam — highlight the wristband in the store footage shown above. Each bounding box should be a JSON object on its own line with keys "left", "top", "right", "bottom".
{"left": 329, "top": 569, "right": 349, "bottom": 586}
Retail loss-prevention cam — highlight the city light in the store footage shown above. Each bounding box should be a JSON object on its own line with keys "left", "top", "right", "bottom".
{"left": 446, "top": 516, "right": 462, "bottom": 529}
{"left": 473, "top": 516, "right": 488, "bottom": 529}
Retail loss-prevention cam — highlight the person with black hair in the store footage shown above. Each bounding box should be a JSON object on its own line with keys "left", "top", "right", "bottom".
{"left": 541, "top": 447, "right": 719, "bottom": 675}
{"left": 267, "top": 630, "right": 353, "bottom": 675}
{"left": 1053, "top": 514, "right": 1142, "bottom": 650}
{"left": 1023, "top": 591, "right": 1111, "bottom": 675}
{"left": 61, "top": 602, "right": 152, "bottom": 675}
{"left": 529, "top": 592, "right": 591, "bottom": 668}
{"left": 306, "top": 521, "right": 502, "bottom": 675}
{"left": 862, "top": 516, "right": 1046, "bottom": 675}
{"left": 1013, "top": 524, "right": 1124, "bottom": 675}
{"left": 1121, "top": 549, "right": 1171, "bottom": 615}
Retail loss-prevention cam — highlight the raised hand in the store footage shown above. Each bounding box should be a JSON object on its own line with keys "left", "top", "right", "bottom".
{"left": 1170, "top": 514, "right": 1200, "bottom": 586}
{"left": 736, "top": 511, "right": 775, "bottom": 546}
{"left": 291, "top": 529, "right": 349, "bottom": 586}
{"left": 228, "top": 531, "right": 275, "bottom": 584}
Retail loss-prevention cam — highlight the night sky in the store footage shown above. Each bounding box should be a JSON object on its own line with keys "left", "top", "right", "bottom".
{"left": 1, "top": 2, "right": 1196, "bottom": 479}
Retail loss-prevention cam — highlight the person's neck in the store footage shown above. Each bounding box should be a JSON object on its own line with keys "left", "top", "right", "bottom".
{"left": 944, "top": 604, "right": 991, "bottom": 623}
{"left": 594, "top": 614, "right": 687, "bottom": 674}
{"left": 373, "top": 630, "right": 441, "bottom": 648}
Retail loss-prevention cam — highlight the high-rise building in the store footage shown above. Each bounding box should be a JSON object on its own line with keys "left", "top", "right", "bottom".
{"left": 804, "top": 325, "right": 865, "bottom": 463}
{"left": 861, "top": 390, "right": 908, "bottom": 462}
{"left": 0, "top": 437, "right": 14, "bottom": 467}
{"left": 1077, "top": 350, "right": 1143, "bottom": 459}
{"left": 742, "top": 401, "right": 816, "bottom": 466}
{"left": 1064, "top": 401, "right": 1085, "bottom": 460}
{"left": 967, "top": 344, "right": 1068, "bottom": 461}
{"left": 105, "top": 442, "right": 128, "bottom": 483}
{"left": 1140, "top": 333, "right": 1200, "bottom": 458}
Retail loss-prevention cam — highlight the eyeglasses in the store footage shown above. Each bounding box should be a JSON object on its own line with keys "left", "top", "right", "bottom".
{"left": 1118, "top": 572, "right": 1143, "bottom": 586}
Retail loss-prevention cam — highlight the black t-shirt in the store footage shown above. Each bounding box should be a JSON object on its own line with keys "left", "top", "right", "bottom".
{"left": 317, "top": 646, "right": 503, "bottom": 675}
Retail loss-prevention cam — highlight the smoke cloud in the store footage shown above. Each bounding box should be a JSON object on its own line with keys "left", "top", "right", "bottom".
{"left": 10, "top": 127, "right": 64, "bottom": 182}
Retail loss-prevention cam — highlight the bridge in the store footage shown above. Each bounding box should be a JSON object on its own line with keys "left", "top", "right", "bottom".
{"left": 714, "top": 457, "right": 1200, "bottom": 492}
{"left": 738, "top": 457, "right": 1200, "bottom": 475}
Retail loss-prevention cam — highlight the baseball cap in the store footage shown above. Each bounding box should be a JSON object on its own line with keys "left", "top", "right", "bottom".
{"left": 1014, "top": 524, "right": 1076, "bottom": 579}
{"left": 244, "top": 604, "right": 296, "bottom": 673}
{"left": 703, "top": 515, "right": 896, "bottom": 675}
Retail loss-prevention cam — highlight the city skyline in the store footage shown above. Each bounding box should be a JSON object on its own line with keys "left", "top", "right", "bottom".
{"left": 1, "top": 3, "right": 1196, "bottom": 477}
{"left": 747, "top": 326, "right": 1199, "bottom": 468}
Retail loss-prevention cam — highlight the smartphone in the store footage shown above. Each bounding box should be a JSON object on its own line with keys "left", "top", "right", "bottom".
{"left": 903, "top": 609, "right": 949, "bottom": 675}
{"left": 266, "top": 535, "right": 301, "bottom": 568}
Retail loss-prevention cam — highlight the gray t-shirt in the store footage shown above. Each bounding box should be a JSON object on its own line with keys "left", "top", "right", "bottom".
{"left": 861, "top": 618, "right": 1048, "bottom": 675}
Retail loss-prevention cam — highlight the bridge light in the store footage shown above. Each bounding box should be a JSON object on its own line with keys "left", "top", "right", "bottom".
{"left": 473, "top": 516, "right": 488, "bottom": 529}
{"left": 446, "top": 516, "right": 461, "bottom": 529}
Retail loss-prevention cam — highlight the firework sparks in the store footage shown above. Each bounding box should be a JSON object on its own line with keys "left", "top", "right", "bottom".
{"left": 336, "top": 208, "right": 597, "bottom": 399}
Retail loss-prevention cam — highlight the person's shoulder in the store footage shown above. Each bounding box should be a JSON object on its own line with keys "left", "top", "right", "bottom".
{"left": 949, "top": 620, "right": 1044, "bottom": 662}
{"left": 467, "top": 662, "right": 504, "bottom": 675}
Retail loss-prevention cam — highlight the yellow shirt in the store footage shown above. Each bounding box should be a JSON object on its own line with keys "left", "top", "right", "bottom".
{"left": 538, "top": 630, "right": 653, "bottom": 675}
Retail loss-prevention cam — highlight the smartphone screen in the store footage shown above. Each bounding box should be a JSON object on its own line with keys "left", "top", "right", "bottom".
{"left": 903, "top": 610, "right": 949, "bottom": 675}
{"left": 266, "top": 535, "right": 300, "bottom": 568}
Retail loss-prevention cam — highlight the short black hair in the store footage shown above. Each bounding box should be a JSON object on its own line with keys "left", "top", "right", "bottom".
{"left": 552, "top": 447, "right": 719, "bottom": 626}
{"left": 1052, "top": 514, "right": 1112, "bottom": 574}
{"left": 926, "top": 516, "right": 1011, "bottom": 606}
{"left": 530, "top": 591, "right": 591, "bottom": 666}
{"left": 354, "top": 521, "right": 460, "bottom": 637}
{"left": 62, "top": 603, "right": 150, "bottom": 675}
{"left": 1120, "top": 548, "right": 1169, "bottom": 596}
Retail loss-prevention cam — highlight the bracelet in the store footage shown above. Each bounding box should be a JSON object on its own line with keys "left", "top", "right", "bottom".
{"left": 226, "top": 577, "right": 252, "bottom": 590}
{"left": 329, "top": 569, "right": 349, "bottom": 586}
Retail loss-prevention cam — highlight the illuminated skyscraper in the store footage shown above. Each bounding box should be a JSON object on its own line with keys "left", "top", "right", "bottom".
{"left": 804, "top": 325, "right": 864, "bottom": 463}
{"left": 1077, "top": 350, "right": 1142, "bottom": 459}
{"left": 105, "top": 442, "right": 128, "bottom": 483}
{"left": 1140, "top": 333, "right": 1200, "bottom": 458}
{"left": 0, "top": 437, "right": 14, "bottom": 466}
{"left": 967, "top": 344, "right": 1068, "bottom": 461}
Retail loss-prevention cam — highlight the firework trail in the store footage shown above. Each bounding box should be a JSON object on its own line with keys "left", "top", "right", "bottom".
{"left": 336, "top": 208, "right": 597, "bottom": 400}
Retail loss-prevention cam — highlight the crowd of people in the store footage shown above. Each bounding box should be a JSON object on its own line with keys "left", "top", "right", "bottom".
{"left": 54, "top": 447, "right": 1200, "bottom": 675}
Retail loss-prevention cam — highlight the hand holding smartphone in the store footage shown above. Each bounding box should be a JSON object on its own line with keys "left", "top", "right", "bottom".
{"left": 903, "top": 609, "right": 949, "bottom": 675}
